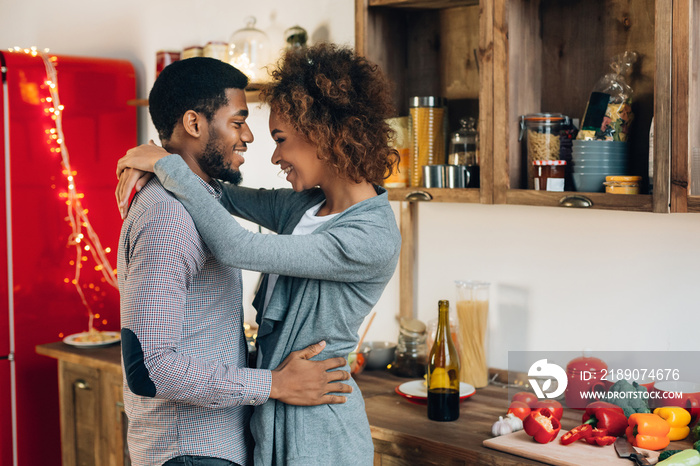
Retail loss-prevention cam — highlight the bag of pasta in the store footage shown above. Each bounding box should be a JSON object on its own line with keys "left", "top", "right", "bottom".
{"left": 577, "top": 51, "right": 638, "bottom": 141}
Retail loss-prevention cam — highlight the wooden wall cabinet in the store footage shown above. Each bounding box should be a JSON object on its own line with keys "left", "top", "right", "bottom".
{"left": 355, "top": 0, "right": 491, "bottom": 318}
{"left": 356, "top": 0, "right": 699, "bottom": 317}
{"left": 493, "top": 0, "right": 670, "bottom": 213}
{"left": 670, "top": 0, "right": 700, "bottom": 212}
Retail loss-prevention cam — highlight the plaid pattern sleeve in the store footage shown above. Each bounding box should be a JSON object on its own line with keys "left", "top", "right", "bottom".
{"left": 119, "top": 179, "right": 270, "bottom": 466}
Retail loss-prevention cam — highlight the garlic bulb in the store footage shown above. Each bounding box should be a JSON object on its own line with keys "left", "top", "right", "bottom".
{"left": 491, "top": 416, "right": 513, "bottom": 437}
{"left": 505, "top": 412, "right": 523, "bottom": 432}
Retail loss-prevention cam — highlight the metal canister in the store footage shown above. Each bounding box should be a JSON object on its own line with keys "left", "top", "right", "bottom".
{"left": 408, "top": 96, "right": 447, "bottom": 187}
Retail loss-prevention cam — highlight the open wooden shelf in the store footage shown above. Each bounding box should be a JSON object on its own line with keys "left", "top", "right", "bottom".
{"left": 369, "top": 0, "right": 479, "bottom": 7}
{"left": 385, "top": 187, "right": 480, "bottom": 203}
{"left": 505, "top": 190, "right": 653, "bottom": 212}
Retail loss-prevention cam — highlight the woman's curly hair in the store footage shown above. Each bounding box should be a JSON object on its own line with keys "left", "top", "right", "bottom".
{"left": 260, "top": 43, "right": 399, "bottom": 185}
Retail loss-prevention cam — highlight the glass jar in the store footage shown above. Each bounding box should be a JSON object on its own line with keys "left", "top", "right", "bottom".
{"left": 519, "top": 113, "right": 570, "bottom": 188}
{"left": 203, "top": 41, "right": 229, "bottom": 62}
{"left": 182, "top": 45, "right": 203, "bottom": 60}
{"left": 448, "top": 117, "right": 478, "bottom": 166}
{"left": 391, "top": 318, "right": 428, "bottom": 378}
{"left": 228, "top": 16, "right": 271, "bottom": 82}
{"left": 448, "top": 117, "right": 480, "bottom": 188}
{"left": 533, "top": 160, "right": 567, "bottom": 192}
{"left": 284, "top": 25, "right": 308, "bottom": 49}
{"left": 454, "top": 280, "right": 490, "bottom": 388}
{"left": 408, "top": 96, "right": 447, "bottom": 187}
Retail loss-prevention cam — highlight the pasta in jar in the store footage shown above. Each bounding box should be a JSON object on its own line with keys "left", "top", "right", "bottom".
{"left": 519, "top": 113, "right": 570, "bottom": 189}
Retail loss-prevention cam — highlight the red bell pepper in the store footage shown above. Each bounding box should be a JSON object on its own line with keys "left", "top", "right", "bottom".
{"left": 582, "top": 401, "right": 628, "bottom": 437}
{"left": 560, "top": 424, "right": 593, "bottom": 445}
{"left": 524, "top": 407, "right": 562, "bottom": 444}
{"left": 584, "top": 428, "right": 617, "bottom": 446}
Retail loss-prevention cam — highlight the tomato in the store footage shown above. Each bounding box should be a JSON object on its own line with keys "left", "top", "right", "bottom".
{"left": 512, "top": 391, "right": 539, "bottom": 408}
{"left": 533, "top": 400, "right": 563, "bottom": 420}
{"left": 507, "top": 401, "right": 532, "bottom": 420}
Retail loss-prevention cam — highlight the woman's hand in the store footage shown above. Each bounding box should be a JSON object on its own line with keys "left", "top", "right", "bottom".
{"left": 115, "top": 140, "right": 170, "bottom": 219}
{"left": 115, "top": 168, "right": 153, "bottom": 219}
{"left": 115, "top": 140, "right": 170, "bottom": 178}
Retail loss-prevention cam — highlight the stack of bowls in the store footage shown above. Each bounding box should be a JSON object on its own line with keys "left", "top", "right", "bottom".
{"left": 571, "top": 140, "right": 628, "bottom": 192}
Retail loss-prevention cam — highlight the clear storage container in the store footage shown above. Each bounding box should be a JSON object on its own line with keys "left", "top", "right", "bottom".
{"left": 519, "top": 113, "right": 570, "bottom": 188}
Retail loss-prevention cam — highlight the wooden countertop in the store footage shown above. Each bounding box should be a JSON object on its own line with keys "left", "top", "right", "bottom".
{"left": 356, "top": 370, "right": 553, "bottom": 465}
{"left": 36, "top": 341, "right": 121, "bottom": 374}
{"left": 36, "top": 344, "right": 695, "bottom": 465}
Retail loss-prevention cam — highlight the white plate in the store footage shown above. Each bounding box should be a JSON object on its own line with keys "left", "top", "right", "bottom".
{"left": 63, "top": 331, "right": 120, "bottom": 348}
{"left": 395, "top": 379, "right": 476, "bottom": 401}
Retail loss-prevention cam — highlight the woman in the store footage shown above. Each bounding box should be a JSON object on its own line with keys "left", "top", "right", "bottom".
{"left": 116, "top": 43, "right": 401, "bottom": 465}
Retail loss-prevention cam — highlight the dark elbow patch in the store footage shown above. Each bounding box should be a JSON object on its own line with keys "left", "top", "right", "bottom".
{"left": 121, "top": 328, "right": 157, "bottom": 397}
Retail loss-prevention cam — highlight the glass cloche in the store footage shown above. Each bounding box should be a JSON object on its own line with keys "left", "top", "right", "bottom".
{"left": 228, "top": 16, "right": 271, "bottom": 82}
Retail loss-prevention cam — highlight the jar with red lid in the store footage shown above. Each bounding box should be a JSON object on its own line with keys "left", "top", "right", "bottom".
{"left": 156, "top": 50, "right": 180, "bottom": 78}
{"left": 519, "top": 113, "right": 570, "bottom": 188}
{"left": 565, "top": 353, "right": 608, "bottom": 409}
{"left": 533, "top": 160, "right": 566, "bottom": 192}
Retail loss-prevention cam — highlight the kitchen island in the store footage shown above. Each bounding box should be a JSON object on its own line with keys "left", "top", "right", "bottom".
{"left": 37, "top": 342, "right": 694, "bottom": 466}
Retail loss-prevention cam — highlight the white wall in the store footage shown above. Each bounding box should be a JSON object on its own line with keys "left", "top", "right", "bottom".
{"left": 3, "top": 0, "right": 699, "bottom": 372}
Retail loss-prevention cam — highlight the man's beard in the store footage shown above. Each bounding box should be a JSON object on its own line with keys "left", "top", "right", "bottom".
{"left": 200, "top": 134, "right": 243, "bottom": 185}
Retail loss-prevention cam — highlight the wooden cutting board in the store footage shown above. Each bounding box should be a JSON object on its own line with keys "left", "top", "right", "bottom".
{"left": 483, "top": 430, "right": 660, "bottom": 465}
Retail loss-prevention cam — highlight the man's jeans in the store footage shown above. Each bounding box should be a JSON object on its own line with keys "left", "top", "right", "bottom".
{"left": 163, "top": 456, "right": 241, "bottom": 466}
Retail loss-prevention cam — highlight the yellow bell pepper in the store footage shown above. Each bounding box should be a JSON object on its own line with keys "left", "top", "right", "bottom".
{"left": 654, "top": 407, "right": 692, "bottom": 441}
{"left": 626, "top": 413, "right": 671, "bottom": 451}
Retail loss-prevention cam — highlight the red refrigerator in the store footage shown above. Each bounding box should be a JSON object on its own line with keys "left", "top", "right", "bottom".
{"left": 0, "top": 50, "right": 136, "bottom": 465}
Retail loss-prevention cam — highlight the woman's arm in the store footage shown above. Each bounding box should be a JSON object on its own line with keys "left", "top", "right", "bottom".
{"left": 213, "top": 183, "right": 300, "bottom": 234}
{"left": 115, "top": 143, "right": 301, "bottom": 231}
{"left": 154, "top": 155, "right": 400, "bottom": 282}
{"left": 115, "top": 141, "right": 170, "bottom": 219}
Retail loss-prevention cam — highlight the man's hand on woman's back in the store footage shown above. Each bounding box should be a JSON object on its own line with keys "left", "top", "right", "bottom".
{"left": 270, "top": 341, "right": 352, "bottom": 406}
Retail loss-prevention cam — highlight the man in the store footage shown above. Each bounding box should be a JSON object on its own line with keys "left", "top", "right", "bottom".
{"left": 117, "top": 57, "right": 350, "bottom": 466}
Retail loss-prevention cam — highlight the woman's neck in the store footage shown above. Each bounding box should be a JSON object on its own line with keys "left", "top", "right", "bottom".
{"left": 316, "top": 178, "right": 377, "bottom": 216}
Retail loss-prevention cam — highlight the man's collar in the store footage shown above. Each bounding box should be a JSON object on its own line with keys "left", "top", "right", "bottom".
{"left": 192, "top": 172, "right": 222, "bottom": 200}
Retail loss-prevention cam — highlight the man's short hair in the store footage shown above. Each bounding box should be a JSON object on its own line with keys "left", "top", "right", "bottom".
{"left": 149, "top": 57, "right": 249, "bottom": 141}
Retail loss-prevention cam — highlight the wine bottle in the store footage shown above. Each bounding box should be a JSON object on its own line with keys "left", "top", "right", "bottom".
{"left": 427, "top": 300, "right": 461, "bottom": 421}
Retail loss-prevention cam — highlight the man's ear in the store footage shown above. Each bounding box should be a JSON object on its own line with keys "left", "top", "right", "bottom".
{"left": 182, "top": 110, "right": 204, "bottom": 138}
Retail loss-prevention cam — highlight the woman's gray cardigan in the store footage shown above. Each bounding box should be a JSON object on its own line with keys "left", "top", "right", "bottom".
{"left": 154, "top": 154, "right": 401, "bottom": 465}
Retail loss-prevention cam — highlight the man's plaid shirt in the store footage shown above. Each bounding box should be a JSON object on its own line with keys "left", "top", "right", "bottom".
{"left": 118, "top": 176, "right": 271, "bottom": 466}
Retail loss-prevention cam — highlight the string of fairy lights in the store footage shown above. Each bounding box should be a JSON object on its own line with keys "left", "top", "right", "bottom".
{"left": 9, "top": 46, "right": 118, "bottom": 332}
